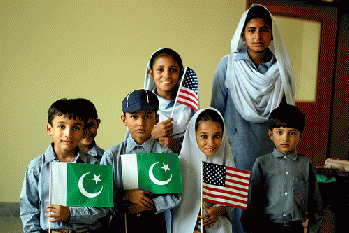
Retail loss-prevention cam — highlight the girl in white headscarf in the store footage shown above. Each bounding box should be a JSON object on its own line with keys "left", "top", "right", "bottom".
{"left": 210, "top": 4, "right": 296, "bottom": 233}
{"left": 145, "top": 48, "right": 197, "bottom": 153}
{"left": 173, "top": 108, "right": 235, "bottom": 233}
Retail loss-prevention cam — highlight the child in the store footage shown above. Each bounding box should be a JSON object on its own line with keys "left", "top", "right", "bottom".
{"left": 78, "top": 98, "right": 104, "bottom": 163}
{"left": 101, "top": 89, "right": 181, "bottom": 233}
{"left": 20, "top": 98, "right": 108, "bottom": 232}
{"left": 241, "top": 104, "right": 323, "bottom": 233}
{"left": 173, "top": 108, "right": 234, "bottom": 233}
{"left": 145, "top": 48, "right": 197, "bottom": 153}
{"left": 210, "top": 4, "right": 296, "bottom": 232}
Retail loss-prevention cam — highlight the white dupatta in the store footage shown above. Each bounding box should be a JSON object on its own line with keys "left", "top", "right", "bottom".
{"left": 144, "top": 49, "right": 193, "bottom": 139}
{"left": 226, "top": 4, "right": 295, "bottom": 123}
{"left": 172, "top": 108, "right": 235, "bottom": 233}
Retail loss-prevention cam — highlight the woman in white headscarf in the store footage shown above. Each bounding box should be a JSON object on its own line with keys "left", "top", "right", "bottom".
{"left": 172, "top": 107, "right": 235, "bottom": 233}
{"left": 145, "top": 48, "right": 197, "bottom": 153}
{"left": 210, "top": 4, "right": 295, "bottom": 233}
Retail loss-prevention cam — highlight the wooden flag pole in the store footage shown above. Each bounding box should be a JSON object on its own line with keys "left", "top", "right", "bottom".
{"left": 124, "top": 214, "right": 128, "bottom": 233}
{"left": 170, "top": 67, "right": 188, "bottom": 119}
{"left": 48, "top": 163, "right": 52, "bottom": 233}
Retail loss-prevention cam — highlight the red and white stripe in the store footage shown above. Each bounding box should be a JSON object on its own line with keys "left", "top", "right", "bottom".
{"left": 176, "top": 86, "right": 199, "bottom": 111}
{"left": 203, "top": 167, "right": 251, "bottom": 209}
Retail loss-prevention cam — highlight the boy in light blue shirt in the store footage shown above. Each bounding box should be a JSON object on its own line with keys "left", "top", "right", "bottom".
{"left": 101, "top": 89, "right": 180, "bottom": 233}
{"left": 20, "top": 98, "right": 108, "bottom": 233}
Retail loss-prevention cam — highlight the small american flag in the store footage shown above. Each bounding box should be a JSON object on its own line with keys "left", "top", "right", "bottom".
{"left": 176, "top": 67, "right": 199, "bottom": 111}
{"left": 202, "top": 162, "right": 251, "bottom": 209}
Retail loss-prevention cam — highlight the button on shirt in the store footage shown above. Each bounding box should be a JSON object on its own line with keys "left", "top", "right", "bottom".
{"left": 244, "top": 149, "right": 323, "bottom": 231}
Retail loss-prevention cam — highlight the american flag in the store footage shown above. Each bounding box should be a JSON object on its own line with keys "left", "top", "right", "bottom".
{"left": 202, "top": 162, "right": 251, "bottom": 209}
{"left": 176, "top": 67, "right": 199, "bottom": 111}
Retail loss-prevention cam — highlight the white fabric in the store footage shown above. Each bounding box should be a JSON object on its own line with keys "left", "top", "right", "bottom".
{"left": 226, "top": 4, "right": 295, "bottom": 123}
{"left": 172, "top": 107, "right": 235, "bottom": 233}
{"left": 144, "top": 48, "right": 193, "bottom": 139}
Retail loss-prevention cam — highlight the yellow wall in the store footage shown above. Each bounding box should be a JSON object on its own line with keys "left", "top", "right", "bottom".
{"left": 0, "top": 0, "right": 246, "bottom": 202}
{"left": 0, "top": 0, "right": 320, "bottom": 202}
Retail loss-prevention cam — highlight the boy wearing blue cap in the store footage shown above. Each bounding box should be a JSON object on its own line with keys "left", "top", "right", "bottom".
{"left": 101, "top": 89, "right": 181, "bottom": 233}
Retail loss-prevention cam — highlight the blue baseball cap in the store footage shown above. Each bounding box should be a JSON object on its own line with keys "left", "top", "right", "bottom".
{"left": 122, "top": 89, "right": 159, "bottom": 113}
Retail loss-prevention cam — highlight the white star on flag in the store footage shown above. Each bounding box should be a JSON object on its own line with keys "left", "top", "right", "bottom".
{"left": 161, "top": 163, "right": 170, "bottom": 172}
{"left": 93, "top": 174, "right": 101, "bottom": 184}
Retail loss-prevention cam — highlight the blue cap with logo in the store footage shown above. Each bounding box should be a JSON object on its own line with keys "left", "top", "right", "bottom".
{"left": 122, "top": 89, "right": 159, "bottom": 113}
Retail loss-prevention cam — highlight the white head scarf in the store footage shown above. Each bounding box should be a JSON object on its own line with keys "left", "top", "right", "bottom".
{"left": 172, "top": 107, "right": 235, "bottom": 233}
{"left": 144, "top": 48, "right": 194, "bottom": 139}
{"left": 226, "top": 4, "right": 295, "bottom": 123}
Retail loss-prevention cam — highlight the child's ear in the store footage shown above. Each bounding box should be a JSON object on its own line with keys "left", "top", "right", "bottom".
{"left": 148, "top": 69, "right": 154, "bottom": 79}
{"left": 121, "top": 115, "right": 128, "bottom": 126}
{"left": 268, "top": 129, "right": 273, "bottom": 138}
{"left": 241, "top": 32, "right": 246, "bottom": 41}
{"left": 46, "top": 123, "right": 53, "bottom": 136}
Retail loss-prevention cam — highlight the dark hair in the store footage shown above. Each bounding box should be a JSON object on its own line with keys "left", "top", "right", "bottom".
{"left": 149, "top": 48, "right": 184, "bottom": 78}
{"left": 76, "top": 98, "right": 99, "bottom": 121}
{"left": 195, "top": 109, "right": 224, "bottom": 134}
{"left": 268, "top": 104, "right": 306, "bottom": 134}
{"left": 48, "top": 98, "right": 88, "bottom": 126}
{"left": 242, "top": 5, "right": 272, "bottom": 33}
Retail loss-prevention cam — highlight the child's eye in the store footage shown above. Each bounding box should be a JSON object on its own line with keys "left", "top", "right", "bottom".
{"left": 214, "top": 135, "right": 222, "bottom": 139}
{"left": 200, "top": 135, "right": 208, "bottom": 139}
{"left": 130, "top": 115, "right": 137, "bottom": 119}
{"left": 289, "top": 132, "right": 296, "bottom": 136}
{"left": 157, "top": 68, "right": 164, "bottom": 72}
{"left": 170, "top": 68, "right": 178, "bottom": 73}
{"left": 73, "top": 126, "right": 81, "bottom": 131}
{"left": 276, "top": 131, "right": 283, "bottom": 135}
{"left": 144, "top": 115, "right": 151, "bottom": 119}
{"left": 58, "top": 125, "right": 65, "bottom": 129}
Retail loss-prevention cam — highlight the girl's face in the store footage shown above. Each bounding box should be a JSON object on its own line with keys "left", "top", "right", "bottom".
{"left": 149, "top": 54, "right": 181, "bottom": 98}
{"left": 241, "top": 18, "right": 272, "bottom": 54}
{"left": 196, "top": 120, "right": 223, "bottom": 157}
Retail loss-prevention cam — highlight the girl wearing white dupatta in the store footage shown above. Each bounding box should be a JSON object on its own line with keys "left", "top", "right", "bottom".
{"left": 210, "top": 4, "right": 295, "bottom": 233}
{"left": 145, "top": 48, "right": 196, "bottom": 153}
{"left": 173, "top": 108, "right": 235, "bottom": 233}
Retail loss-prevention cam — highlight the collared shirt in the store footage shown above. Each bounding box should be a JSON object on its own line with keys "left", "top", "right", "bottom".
{"left": 80, "top": 142, "right": 104, "bottom": 163}
{"left": 101, "top": 135, "right": 180, "bottom": 214}
{"left": 211, "top": 50, "right": 277, "bottom": 171}
{"left": 243, "top": 149, "right": 323, "bottom": 232}
{"left": 20, "top": 143, "right": 108, "bottom": 233}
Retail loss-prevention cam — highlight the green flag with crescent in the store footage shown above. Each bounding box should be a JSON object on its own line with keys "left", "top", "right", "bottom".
{"left": 121, "top": 153, "right": 183, "bottom": 194}
{"left": 50, "top": 163, "right": 113, "bottom": 207}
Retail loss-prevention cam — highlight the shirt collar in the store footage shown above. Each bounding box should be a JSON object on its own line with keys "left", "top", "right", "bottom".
{"left": 45, "top": 143, "right": 82, "bottom": 163}
{"left": 126, "top": 134, "right": 155, "bottom": 154}
{"left": 272, "top": 148, "right": 298, "bottom": 160}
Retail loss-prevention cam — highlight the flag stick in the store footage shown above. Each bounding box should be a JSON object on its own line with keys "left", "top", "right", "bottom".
{"left": 48, "top": 163, "right": 52, "bottom": 233}
{"left": 124, "top": 214, "right": 128, "bottom": 233}
{"left": 201, "top": 161, "right": 204, "bottom": 233}
{"left": 170, "top": 67, "right": 188, "bottom": 119}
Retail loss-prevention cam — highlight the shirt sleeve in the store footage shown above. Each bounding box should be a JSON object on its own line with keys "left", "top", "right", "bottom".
{"left": 153, "top": 193, "right": 182, "bottom": 214}
{"left": 69, "top": 207, "right": 110, "bottom": 224}
{"left": 210, "top": 56, "right": 229, "bottom": 115}
{"left": 20, "top": 163, "right": 42, "bottom": 233}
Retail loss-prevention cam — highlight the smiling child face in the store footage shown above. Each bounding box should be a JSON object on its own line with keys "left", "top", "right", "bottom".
{"left": 196, "top": 120, "right": 223, "bottom": 157}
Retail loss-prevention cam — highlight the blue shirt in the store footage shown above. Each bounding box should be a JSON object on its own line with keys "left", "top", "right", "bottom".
{"left": 20, "top": 143, "right": 109, "bottom": 233}
{"left": 210, "top": 49, "right": 277, "bottom": 171}
{"left": 101, "top": 135, "right": 181, "bottom": 213}
{"left": 243, "top": 149, "right": 323, "bottom": 232}
{"left": 80, "top": 142, "right": 104, "bottom": 163}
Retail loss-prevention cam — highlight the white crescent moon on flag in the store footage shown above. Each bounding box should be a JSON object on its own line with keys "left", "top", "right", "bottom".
{"left": 149, "top": 162, "right": 172, "bottom": 185}
{"left": 78, "top": 172, "right": 103, "bottom": 198}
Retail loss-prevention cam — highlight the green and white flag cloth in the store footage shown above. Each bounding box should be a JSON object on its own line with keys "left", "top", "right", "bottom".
{"left": 50, "top": 163, "right": 113, "bottom": 207}
{"left": 121, "top": 153, "right": 183, "bottom": 194}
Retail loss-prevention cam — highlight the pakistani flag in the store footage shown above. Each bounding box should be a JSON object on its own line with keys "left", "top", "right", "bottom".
{"left": 50, "top": 163, "right": 113, "bottom": 207}
{"left": 121, "top": 153, "right": 183, "bottom": 194}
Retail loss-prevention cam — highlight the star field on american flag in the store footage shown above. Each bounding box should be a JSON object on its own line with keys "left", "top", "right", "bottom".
{"left": 176, "top": 67, "right": 199, "bottom": 111}
{"left": 202, "top": 162, "right": 251, "bottom": 209}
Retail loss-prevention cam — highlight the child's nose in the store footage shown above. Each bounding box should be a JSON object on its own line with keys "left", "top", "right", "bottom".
{"left": 64, "top": 128, "right": 72, "bottom": 137}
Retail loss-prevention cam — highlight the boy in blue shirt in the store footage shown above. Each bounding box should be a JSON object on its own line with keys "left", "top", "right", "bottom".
{"left": 20, "top": 98, "right": 108, "bottom": 233}
{"left": 78, "top": 98, "right": 104, "bottom": 162}
{"left": 101, "top": 89, "right": 180, "bottom": 233}
{"left": 242, "top": 104, "right": 323, "bottom": 233}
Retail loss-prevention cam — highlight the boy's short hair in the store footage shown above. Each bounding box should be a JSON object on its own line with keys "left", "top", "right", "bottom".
{"left": 268, "top": 104, "right": 306, "bottom": 134}
{"left": 122, "top": 89, "right": 159, "bottom": 114}
{"left": 76, "top": 98, "right": 100, "bottom": 121}
{"left": 48, "top": 98, "right": 88, "bottom": 126}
